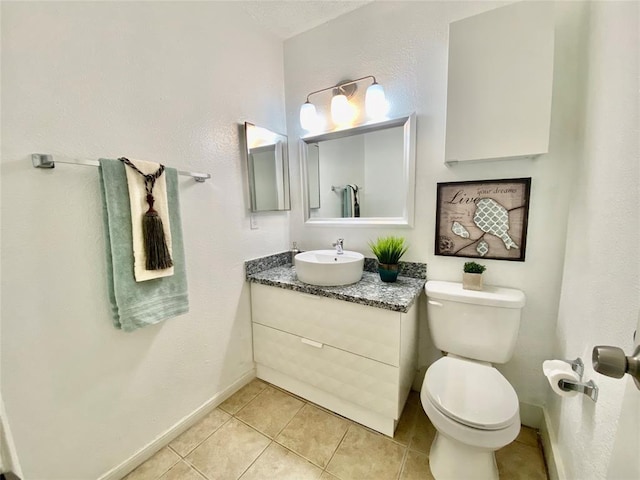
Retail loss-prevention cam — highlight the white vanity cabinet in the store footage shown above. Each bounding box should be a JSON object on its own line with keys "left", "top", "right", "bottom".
{"left": 444, "top": 1, "right": 554, "bottom": 163}
{"left": 250, "top": 283, "right": 418, "bottom": 436}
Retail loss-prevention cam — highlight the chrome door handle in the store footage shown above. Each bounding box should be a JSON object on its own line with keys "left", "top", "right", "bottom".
{"left": 592, "top": 345, "right": 640, "bottom": 390}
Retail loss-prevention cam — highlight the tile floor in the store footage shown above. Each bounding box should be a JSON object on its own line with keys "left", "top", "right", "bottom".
{"left": 124, "top": 379, "right": 548, "bottom": 480}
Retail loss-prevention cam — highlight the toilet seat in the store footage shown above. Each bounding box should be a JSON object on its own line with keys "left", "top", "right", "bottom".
{"left": 424, "top": 356, "right": 519, "bottom": 431}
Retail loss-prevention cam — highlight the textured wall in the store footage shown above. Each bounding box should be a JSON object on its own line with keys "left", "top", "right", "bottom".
{"left": 550, "top": 2, "right": 640, "bottom": 478}
{"left": 1, "top": 2, "right": 288, "bottom": 478}
{"left": 284, "top": 1, "right": 587, "bottom": 412}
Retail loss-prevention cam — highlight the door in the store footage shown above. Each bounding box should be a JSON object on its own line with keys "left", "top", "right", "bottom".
{"left": 603, "top": 312, "right": 640, "bottom": 479}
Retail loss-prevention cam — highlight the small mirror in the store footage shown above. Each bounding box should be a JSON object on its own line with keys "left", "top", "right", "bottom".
{"left": 301, "top": 114, "right": 416, "bottom": 226}
{"left": 244, "top": 122, "right": 291, "bottom": 212}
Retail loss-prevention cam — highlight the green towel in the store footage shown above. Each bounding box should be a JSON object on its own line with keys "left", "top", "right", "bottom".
{"left": 99, "top": 159, "right": 189, "bottom": 332}
{"left": 342, "top": 187, "right": 354, "bottom": 218}
{"left": 342, "top": 187, "right": 350, "bottom": 218}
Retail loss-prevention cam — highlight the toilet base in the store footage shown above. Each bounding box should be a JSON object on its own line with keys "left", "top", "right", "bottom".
{"left": 429, "top": 431, "right": 499, "bottom": 480}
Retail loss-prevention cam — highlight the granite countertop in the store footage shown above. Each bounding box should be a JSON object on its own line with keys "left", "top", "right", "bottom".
{"left": 246, "top": 252, "right": 426, "bottom": 313}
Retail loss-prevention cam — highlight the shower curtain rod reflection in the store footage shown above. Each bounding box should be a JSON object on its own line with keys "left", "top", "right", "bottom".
{"left": 31, "top": 153, "right": 211, "bottom": 182}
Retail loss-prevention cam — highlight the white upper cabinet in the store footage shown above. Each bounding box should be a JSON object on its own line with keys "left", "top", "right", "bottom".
{"left": 444, "top": 2, "right": 554, "bottom": 164}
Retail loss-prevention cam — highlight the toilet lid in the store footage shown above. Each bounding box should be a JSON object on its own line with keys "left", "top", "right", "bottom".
{"left": 425, "top": 357, "right": 519, "bottom": 430}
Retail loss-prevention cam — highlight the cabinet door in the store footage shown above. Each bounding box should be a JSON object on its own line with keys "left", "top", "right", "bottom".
{"left": 251, "top": 284, "right": 401, "bottom": 366}
{"left": 253, "top": 323, "right": 399, "bottom": 417}
{"left": 445, "top": 2, "right": 554, "bottom": 163}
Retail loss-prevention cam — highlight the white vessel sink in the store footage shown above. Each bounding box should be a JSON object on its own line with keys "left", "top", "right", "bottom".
{"left": 295, "top": 250, "right": 365, "bottom": 286}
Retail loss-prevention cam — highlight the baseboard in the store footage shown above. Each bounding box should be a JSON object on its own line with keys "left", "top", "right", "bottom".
{"left": 539, "top": 406, "right": 566, "bottom": 480}
{"left": 98, "top": 369, "right": 256, "bottom": 480}
{"left": 519, "top": 402, "right": 543, "bottom": 429}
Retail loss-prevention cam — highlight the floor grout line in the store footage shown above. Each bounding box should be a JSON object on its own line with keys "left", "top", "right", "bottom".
{"left": 272, "top": 397, "right": 306, "bottom": 439}
{"left": 135, "top": 380, "right": 548, "bottom": 480}
{"left": 321, "top": 422, "right": 353, "bottom": 479}
{"left": 187, "top": 460, "right": 210, "bottom": 480}
{"left": 150, "top": 450, "right": 181, "bottom": 480}
{"left": 170, "top": 413, "right": 234, "bottom": 460}
{"left": 226, "top": 389, "right": 311, "bottom": 478}
{"left": 396, "top": 445, "right": 410, "bottom": 480}
{"left": 235, "top": 439, "right": 273, "bottom": 480}
{"left": 166, "top": 444, "right": 180, "bottom": 457}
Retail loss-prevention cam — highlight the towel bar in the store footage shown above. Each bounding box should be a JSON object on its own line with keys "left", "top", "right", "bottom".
{"left": 32, "top": 154, "right": 211, "bottom": 182}
{"left": 331, "top": 184, "right": 363, "bottom": 192}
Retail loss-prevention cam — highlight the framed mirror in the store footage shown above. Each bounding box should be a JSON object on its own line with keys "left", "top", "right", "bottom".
{"left": 301, "top": 113, "right": 416, "bottom": 226}
{"left": 244, "top": 122, "right": 291, "bottom": 212}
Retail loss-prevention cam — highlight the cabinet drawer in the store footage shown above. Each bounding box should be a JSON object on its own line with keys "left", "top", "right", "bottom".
{"left": 253, "top": 323, "right": 399, "bottom": 417}
{"left": 251, "top": 283, "right": 400, "bottom": 366}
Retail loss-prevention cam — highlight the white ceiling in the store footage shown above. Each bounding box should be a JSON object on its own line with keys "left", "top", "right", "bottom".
{"left": 238, "top": 1, "right": 373, "bottom": 40}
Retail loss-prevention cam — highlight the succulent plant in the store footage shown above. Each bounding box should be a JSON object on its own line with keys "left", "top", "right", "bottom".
{"left": 464, "top": 261, "right": 486, "bottom": 274}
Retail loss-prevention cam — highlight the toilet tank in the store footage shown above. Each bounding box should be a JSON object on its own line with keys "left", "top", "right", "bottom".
{"left": 425, "top": 280, "right": 526, "bottom": 364}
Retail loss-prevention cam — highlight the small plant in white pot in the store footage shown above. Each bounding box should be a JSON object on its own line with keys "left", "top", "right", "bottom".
{"left": 463, "top": 261, "right": 486, "bottom": 291}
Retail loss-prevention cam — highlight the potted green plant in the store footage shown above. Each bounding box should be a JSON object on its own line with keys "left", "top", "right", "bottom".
{"left": 463, "top": 261, "right": 486, "bottom": 291}
{"left": 369, "top": 236, "right": 408, "bottom": 283}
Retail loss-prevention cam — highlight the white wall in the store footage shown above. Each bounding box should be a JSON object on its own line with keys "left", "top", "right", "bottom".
{"left": 251, "top": 147, "right": 279, "bottom": 211}
{"left": 310, "top": 127, "right": 404, "bottom": 218}
{"left": 3, "top": 2, "right": 634, "bottom": 478}
{"left": 548, "top": 2, "right": 639, "bottom": 478}
{"left": 1, "top": 2, "right": 288, "bottom": 478}
{"left": 313, "top": 135, "right": 364, "bottom": 218}
{"left": 364, "top": 127, "right": 405, "bottom": 217}
{"left": 285, "top": 1, "right": 588, "bottom": 416}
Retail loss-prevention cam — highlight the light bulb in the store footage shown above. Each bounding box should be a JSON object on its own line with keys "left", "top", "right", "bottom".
{"left": 331, "top": 94, "right": 354, "bottom": 126}
{"left": 300, "top": 101, "right": 318, "bottom": 131}
{"left": 365, "top": 82, "right": 389, "bottom": 119}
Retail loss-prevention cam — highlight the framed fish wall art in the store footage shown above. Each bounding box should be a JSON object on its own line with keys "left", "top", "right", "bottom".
{"left": 435, "top": 178, "right": 531, "bottom": 261}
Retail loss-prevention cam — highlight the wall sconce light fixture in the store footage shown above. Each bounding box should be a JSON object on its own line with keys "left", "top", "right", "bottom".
{"left": 299, "top": 75, "right": 389, "bottom": 132}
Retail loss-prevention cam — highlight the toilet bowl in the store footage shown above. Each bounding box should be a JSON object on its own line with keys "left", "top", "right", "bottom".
{"left": 421, "top": 355, "right": 520, "bottom": 480}
{"left": 421, "top": 281, "right": 526, "bottom": 480}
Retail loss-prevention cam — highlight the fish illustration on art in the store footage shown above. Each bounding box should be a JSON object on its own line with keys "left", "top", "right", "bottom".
{"left": 451, "top": 221, "right": 470, "bottom": 238}
{"left": 476, "top": 240, "right": 489, "bottom": 257}
{"left": 473, "top": 198, "right": 519, "bottom": 250}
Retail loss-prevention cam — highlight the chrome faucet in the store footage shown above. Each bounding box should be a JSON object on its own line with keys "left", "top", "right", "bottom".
{"left": 332, "top": 238, "right": 344, "bottom": 255}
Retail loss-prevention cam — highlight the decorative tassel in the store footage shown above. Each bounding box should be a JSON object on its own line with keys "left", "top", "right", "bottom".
{"left": 142, "top": 193, "right": 173, "bottom": 270}
{"left": 119, "top": 157, "right": 174, "bottom": 271}
{"left": 349, "top": 184, "right": 360, "bottom": 218}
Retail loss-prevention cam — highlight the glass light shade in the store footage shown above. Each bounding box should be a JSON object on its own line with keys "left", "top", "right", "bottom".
{"left": 365, "top": 83, "right": 389, "bottom": 119}
{"left": 331, "top": 94, "right": 354, "bottom": 126}
{"left": 300, "top": 102, "right": 318, "bottom": 131}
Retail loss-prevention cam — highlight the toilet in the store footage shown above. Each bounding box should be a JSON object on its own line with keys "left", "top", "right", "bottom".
{"left": 421, "top": 280, "right": 526, "bottom": 480}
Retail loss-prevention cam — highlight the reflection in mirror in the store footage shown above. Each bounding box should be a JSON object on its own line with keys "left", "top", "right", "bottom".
{"left": 301, "top": 114, "right": 416, "bottom": 226}
{"left": 307, "top": 144, "right": 320, "bottom": 209}
{"left": 244, "top": 122, "right": 291, "bottom": 212}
